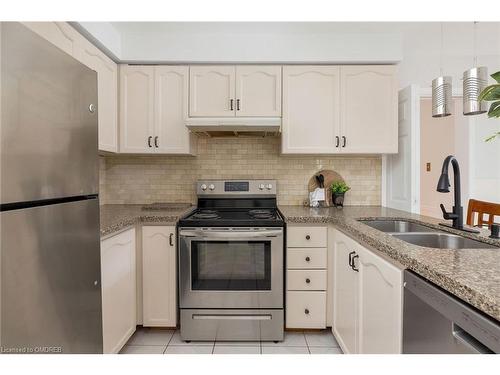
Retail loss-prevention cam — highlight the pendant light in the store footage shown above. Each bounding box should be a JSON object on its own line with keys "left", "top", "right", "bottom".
{"left": 432, "top": 23, "right": 452, "bottom": 117}
{"left": 463, "top": 21, "right": 488, "bottom": 116}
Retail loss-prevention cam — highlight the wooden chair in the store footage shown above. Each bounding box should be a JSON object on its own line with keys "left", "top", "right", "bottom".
{"left": 466, "top": 199, "right": 500, "bottom": 228}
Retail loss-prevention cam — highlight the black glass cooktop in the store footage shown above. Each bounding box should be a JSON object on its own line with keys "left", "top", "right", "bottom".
{"left": 179, "top": 208, "right": 284, "bottom": 227}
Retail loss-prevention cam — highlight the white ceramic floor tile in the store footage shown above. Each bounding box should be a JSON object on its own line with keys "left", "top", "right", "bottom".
{"left": 309, "top": 347, "right": 343, "bottom": 354}
{"left": 213, "top": 345, "right": 261, "bottom": 354}
{"left": 165, "top": 346, "right": 214, "bottom": 354}
{"left": 305, "top": 330, "right": 340, "bottom": 347}
{"left": 215, "top": 341, "right": 260, "bottom": 347}
{"left": 261, "top": 331, "right": 306, "bottom": 347}
{"left": 120, "top": 345, "right": 166, "bottom": 354}
{"left": 126, "top": 328, "right": 175, "bottom": 346}
{"left": 262, "top": 346, "right": 309, "bottom": 354}
{"left": 169, "top": 331, "right": 214, "bottom": 346}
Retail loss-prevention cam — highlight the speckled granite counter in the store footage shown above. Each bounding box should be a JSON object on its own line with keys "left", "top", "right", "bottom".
{"left": 100, "top": 204, "right": 194, "bottom": 237}
{"left": 279, "top": 205, "right": 500, "bottom": 322}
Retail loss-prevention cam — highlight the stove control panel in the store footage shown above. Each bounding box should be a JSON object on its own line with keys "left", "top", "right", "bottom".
{"left": 196, "top": 180, "right": 277, "bottom": 196}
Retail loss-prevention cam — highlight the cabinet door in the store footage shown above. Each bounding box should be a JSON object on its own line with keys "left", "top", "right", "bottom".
{"left": 75, "top": 40, "right": 118, "bottom": 153}
{"left": 154, "top": 66, "right": 194, "bottom": 154}
{"left": 332, "top": 230, "right": 358, "bottom": 354}
{"left": 235, "top": 65, "right": 281, "bottom": 117}
{"left": 22, "top": 22, "right": 78, "bottom": 57}
{"left": 340, "top": 65, "right": 398, "bottom": 153}
{"left": 101, "top": 228, "right": 136, "bottom": 354}
{"left": 282, "top": 66, "right": 341, "bottom": 154}
{"left": 119, "top": 65, "right": 155, "bottom": 153}
{"left": 189, "top": 66, "right": 235, "bottom": 117}
{"left": 142, "top": 226, "right": 177, "bottom": 327}
{"left": 357, "top": 246, "right": 403, "bottom": 354}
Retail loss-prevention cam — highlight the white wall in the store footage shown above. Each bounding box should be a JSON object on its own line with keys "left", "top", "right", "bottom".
{"left": 469, "top": 115, "right": 500, "bottom": 203}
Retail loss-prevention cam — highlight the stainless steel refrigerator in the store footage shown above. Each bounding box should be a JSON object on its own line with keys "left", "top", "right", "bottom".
{"left": 0, "top": 22, "right": 102, "bottom": 353}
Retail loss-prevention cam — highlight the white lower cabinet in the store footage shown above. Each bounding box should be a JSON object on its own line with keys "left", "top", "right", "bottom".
{"left": 332, "top": 231, "right": 358, "bottom": 353}
{"left": 100, "top": 228, "right": 137, "bottom": 354}
{"left": 286, "top": 225, "right": 328, "bottom": 329}
{"left": 332, "top": 228, "right": 403, "bottom": 354}
{"left": 287, "top": 291, "right": 326, "bottom": 329}
{"left": 142, "top": 226, "right": 177, "bottom": 327}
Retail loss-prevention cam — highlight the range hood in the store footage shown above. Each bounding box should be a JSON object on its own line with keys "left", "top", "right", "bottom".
{"left": 185, "top": 117, "right": 281, "bottom": 137}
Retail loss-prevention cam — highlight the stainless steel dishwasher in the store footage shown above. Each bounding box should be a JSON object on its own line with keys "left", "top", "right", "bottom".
{"left": 403, "top": 270, "right": 500, "bottom": 354}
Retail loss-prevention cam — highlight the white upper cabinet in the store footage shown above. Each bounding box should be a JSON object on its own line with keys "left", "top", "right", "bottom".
{"left": 282, "top": 66, "right": 341, "bottom": 154}
{"left": 282, "top": 64, "right": 397, "bottom": 155}
{"left": 75, "top": 39, "right": 118, "bottom": 153}
{"left": 155, "top": 66, "right": 194, "bottom": 154}
{"left": 119, "top": 65, "right": 156, "bottom": 153}
{"left": 22, "top": 22, "right": 79, "bottom": 57}
{"left": 235, "top": 66, "right": 282, "bottom": 117}
{"left": 340, "top": 65, "right": 398, "bottom": 153}
{"left": 120, "top": 65, "right": 194, "bottom": 154}
{"left": 189, "top": 66, "right": 236, "bottom": 117}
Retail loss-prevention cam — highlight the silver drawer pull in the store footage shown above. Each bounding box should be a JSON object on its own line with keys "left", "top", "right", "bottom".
{"left": 192, "top": 314, "right": 272, "bottom": 321}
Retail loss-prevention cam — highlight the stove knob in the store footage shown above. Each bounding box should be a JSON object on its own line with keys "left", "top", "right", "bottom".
{"left": 266, "top": 183, "right": 273, "bottom": 190}
{"left": 209, "top": 184, "right": 215, "bottom": 191}
{"left": 200, "top": 184, "right": 207, "bottom": 191}
{"left": 259, "top": 184, "right": 265, "bottom": 190}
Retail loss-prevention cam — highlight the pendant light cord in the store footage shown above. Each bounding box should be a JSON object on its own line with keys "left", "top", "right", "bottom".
{"left": 440, "top": 22, "right": 444, "bottom": 76}
{"left": 473, "top": 21, "right": 478, "bottom": 67}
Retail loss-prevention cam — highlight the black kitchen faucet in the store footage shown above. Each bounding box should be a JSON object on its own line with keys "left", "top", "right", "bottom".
{"left": 436, "top": 155, "right": 479, "bottom": 233}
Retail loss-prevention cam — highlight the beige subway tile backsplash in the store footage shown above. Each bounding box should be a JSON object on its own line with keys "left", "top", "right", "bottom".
{"left": 100, "top": 137, "right": 381, "bottom": 206}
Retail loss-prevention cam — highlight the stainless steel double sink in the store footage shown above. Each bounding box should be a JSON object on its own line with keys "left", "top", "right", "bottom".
{"left": 358, "top": 220, "right": 498, "bottom": 250}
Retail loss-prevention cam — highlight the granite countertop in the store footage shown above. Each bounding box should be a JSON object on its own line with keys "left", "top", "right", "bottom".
{"left": 100, "top": 203, "right": 194, "bottom": 237}
{"left": 279, "top": 205, "right": 500, "bottom": 322}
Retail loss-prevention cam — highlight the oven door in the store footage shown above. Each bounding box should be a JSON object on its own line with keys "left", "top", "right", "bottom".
{"left": 179, "top": 227, "right": 284, "bottom": 309}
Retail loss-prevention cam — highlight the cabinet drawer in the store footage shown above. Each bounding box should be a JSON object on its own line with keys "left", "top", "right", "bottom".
{"left": 286, "top": 291, "right": 326, "bottom": 329}
{"left": 287, "top": 248, "right": 327, "bottom": 269}
{"left": 287, "top": 270, "right": 326, "bottom": 291}
{"left": 287, "top": 226, "right": 327, "bottom": 247}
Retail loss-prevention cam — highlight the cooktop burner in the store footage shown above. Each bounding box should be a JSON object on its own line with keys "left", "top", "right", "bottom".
{"left": 192, "top": 210, "right": 220, "bottom": 220}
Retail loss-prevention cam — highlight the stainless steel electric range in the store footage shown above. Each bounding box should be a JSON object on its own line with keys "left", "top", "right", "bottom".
{"left": 178, "top": 180, "right": 285, "bottom": 342}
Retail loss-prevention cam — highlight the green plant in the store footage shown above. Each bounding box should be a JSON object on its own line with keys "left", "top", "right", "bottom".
{"left": 478, "top": 71, "right": 500, "bottom": 141}
{"left": 331, "top": 181, "right": 350, "bottom": 194}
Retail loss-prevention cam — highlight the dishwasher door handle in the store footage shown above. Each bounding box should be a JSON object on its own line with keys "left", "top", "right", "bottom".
{"left": 452, "top": 324, "right": 493, "bottom": 354}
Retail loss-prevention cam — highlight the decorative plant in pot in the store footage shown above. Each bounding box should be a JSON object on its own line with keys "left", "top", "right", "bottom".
{"left": 479, "top": 71, "right": 500, "bottom": 141}
{"left": 330, "top": 181, "right": 350, "bottom": 207}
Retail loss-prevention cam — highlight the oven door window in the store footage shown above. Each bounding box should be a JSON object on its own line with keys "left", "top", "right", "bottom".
{"left": 191, "top": 240, "right": 271, "bottom": 290}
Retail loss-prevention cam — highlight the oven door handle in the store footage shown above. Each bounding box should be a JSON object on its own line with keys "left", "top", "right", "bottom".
{"left": 179, "top": 229, "right": 283, "bottom": 239}
{"left": 192, "top": 314, "right": 272, "bottom": 321}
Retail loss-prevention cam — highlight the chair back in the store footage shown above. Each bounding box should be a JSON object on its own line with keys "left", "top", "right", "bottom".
{"left": 466, "top": 199, "right": 500, "bottom": 228}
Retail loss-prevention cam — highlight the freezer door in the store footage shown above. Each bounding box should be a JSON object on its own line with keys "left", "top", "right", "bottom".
{"left": 1, "top": 22, "right": 98, "bottom": 204}
{"left": 0, "top": 198, "right": 102, "bottom": 353}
